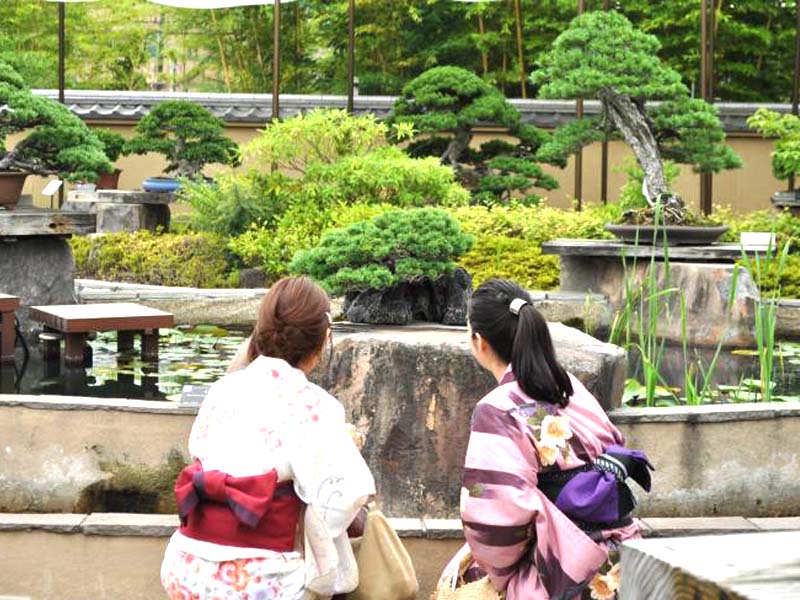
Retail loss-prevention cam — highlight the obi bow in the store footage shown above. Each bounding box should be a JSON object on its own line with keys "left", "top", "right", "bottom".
{"left": 539, "top": 445, "right": 654, "bottom": 524}
{"left": 175, "top": 462, "right": 280, "bottom": 529}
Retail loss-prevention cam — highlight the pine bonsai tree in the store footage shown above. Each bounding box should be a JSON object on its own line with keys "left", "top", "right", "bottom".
{"left": 0, "top": 59, "right": 111, "bottom": 181}
{"left": 125, "top": 100, "right": 239, "bottom": 179}
{"left": 290, "top": 208, "right": 473, "bottom": 295}
{"left": 390, "top": 66, "right": 556, "bottom": 205}
{"left": 93, "top": 129, "right": 128, "bottom": 164}
{"left": 533, "top": 11, "right": 741, "bottom": 223}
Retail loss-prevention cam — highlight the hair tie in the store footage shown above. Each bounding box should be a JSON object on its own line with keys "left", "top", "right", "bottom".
{"left": 509, "top": 298, "right": 528, "bottom": 315}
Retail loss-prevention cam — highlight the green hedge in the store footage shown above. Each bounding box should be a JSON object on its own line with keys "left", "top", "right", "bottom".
{"left": 70, "top": 231, "right": 236, "bottom": 288}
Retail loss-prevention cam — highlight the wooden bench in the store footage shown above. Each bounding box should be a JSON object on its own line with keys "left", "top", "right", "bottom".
{"left": 0, "top": 293, "right": 20, "bottom": 363}
{"left": 29, "top": 303, "right": 174, "bottom": 367}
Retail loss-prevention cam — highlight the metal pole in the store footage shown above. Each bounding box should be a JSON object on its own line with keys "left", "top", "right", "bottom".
{"left": 574, "top": 0, "right": 585, "bottom": 210}
{"left": 514, "top": 0, "right": 526, "bottom": 99}
{"left": 272, "top": 0, "right": 281, "bottom": 121}
{"left": 699, "top": 0, "right": 713, "bottom": 215}
{"left": 57, "top": 1, "right": 66, "bottom": 209}
{"left": 346, "top": 0, "right": 355, "bottom": 113}
{"left": 58, "top": 2, "right": 65, "bottom": 104}
{"left": 600, "top": 0, "right": 610, "bottom": 203}
{"left": 790, "top": 0, "right": 800, "bottom": 191}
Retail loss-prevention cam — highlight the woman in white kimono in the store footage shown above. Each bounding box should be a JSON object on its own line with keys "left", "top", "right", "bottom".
{"left": 161, "top": 276, "right": 375, "bottom": 600}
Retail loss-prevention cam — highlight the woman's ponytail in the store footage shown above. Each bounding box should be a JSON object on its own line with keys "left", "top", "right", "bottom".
{"left": 511, "top": 304, "right": 572, "bottom": 407}
{"left": 470, "top": 278, "right": 573, "bottom": 407}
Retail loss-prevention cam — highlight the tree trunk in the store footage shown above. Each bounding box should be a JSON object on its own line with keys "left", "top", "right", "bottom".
{"left": 441, "top": 128, "right": 471, "bottom": 167}
{"left": 599, "top": 87, "right": 673, "bottom": 203}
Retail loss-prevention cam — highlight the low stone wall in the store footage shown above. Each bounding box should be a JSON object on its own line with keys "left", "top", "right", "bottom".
{"left": 613, "top": 403, "right": 800, "bottom": 517}
{"left": 2, "top": 395, "right": 798, "bottom": 519}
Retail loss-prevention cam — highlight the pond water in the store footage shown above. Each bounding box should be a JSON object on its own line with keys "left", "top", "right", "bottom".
{"left": 0, "top": 326, "right": 248, "bottom": 401}
{"left": 625, "top": 341, "right": 800, "bottom": 405}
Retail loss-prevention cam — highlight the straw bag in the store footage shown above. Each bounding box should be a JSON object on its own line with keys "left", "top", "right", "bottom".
{"left": 431, "top": 550, "right": 504, "bottom": 600}
{"left": 347, "top": 502, "right": 418, "bottom": 600}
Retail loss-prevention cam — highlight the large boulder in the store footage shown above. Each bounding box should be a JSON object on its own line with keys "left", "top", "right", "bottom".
{"left": 343, "top": 268, "right": 472, "bottom": 326}
{"left": 0, "top": 238, "right": 76, "bottom": 343}
{"left": 313, "top": 324, "right": 626, "bottom": 518}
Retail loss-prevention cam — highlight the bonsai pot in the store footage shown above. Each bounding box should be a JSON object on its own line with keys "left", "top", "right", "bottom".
{"left": 97, "top": 169, "right": 122, "bottom": 190}
{"left": 771, "top": 190, "right": 800, "bottom": 217}
{"left": 0, "top": 172, "right": 29, "bottom": 207}
{"left": 142, "top": 176, "right": 180, "bottom": 194}
{"left": 604, "top": 224, "right": 729, "bottom": 246}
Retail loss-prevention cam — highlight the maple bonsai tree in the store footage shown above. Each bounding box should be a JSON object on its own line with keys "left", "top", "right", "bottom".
{"left": 391, "top": 66, "right": 557, "bottom": 205}
{"left": 0, "top": 59, "right": 111, "bottom": 181}
{"left": 533, "top": 11, "right": 741, "bottom": 223}
{"left": 125, "top": 100, "right": 239, "bottom": 179}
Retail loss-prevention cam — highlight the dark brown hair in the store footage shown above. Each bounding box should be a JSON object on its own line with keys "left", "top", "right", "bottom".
{"left": 246, "top": 276, "right": 331, "bottom": 368}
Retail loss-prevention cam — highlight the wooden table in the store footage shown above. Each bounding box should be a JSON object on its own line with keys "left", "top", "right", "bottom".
{"left": 29, "top": 303, "right": 174, "bottom": 367}
{"left": 0, "top": 293, "right": 20, "bottom": 363}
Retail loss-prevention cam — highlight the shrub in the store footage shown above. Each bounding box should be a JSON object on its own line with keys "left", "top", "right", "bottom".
{"left": 93, "top": 128, "right": 128, "bottom": 164}
{"left": 179, "top": 170, "right": 292, "bottom": 237}
{"left": 242, "top": 109, "right": 389, "bottom": 175}
{"left": 459, "top": 236, "right": 560, "bottom": 290}
{"left": 70, "top": 231, "right": 235, "bottom": 288}
{"left": 125, "top": 100, "right": 239, "bottom": 178}
{"left": 290, "top": 208, "right": 473, "bottom": 295}
{"left": 305, "top": 146, "right": 470, "bottom": 208}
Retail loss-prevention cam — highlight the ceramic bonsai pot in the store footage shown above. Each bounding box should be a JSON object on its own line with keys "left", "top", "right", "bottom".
{"left": 0, "top": 172, "right": 29, "bottom": 207}
{"left": 604, "top": 224, "right": 729, "bottom": 246}
{"left": 142, "top": 177, "right": 180, "bottom": 194}
{"left": 97, "top": 169, "right": 122, "bottom": 190}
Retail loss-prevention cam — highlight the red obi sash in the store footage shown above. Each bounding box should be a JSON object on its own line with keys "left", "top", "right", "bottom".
{"left": 175, "top": 461, "right": 302, "bottom": 552}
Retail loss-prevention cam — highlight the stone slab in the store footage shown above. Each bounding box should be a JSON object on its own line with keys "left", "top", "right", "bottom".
{"left": 0, "top": 209, "right": 94, "bottom": 237}
{"left": 82, "top": 513, "right": 179, "bottom": 537}
{"left": 67, "top": 190, "right": 174, "bottom": 206}
{"left": 0, "top": 513, "right": 85, "bottom": 533}
{"left": 96, "top": 202, "right": 170, "bottom": 233}
{"left": 0, "top": 394, "right": 196, "bottom": 415}
{"left": 542, "top": 239, "right": 754, "bottom": 262}
{"left": 621, "top": 531, "right": 800, "bottom": 599}
{"left": 749, "top": 517, "right": 800, "bottom": 531}
{"left": 641, "top": 517, "right": 758, "bottom": 537}
{"left": 610, "top": 403, "right": 800, "bottom": 424}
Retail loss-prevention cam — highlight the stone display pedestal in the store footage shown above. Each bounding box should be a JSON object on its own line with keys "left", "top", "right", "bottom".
{"left": 542, "top": 239, "right": 760, "bottom": 347}
{"left": 0, "top": 209, "right": 94, "bottom": 345}
{"left": 63, "top": 190, "right": 173, "bottom": 233}
{"left": 621, "top": 531, "right": 800, "bottom": 599}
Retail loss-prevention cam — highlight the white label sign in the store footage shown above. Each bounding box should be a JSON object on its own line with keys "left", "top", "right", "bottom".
{"left": 41, "top": 179, "right": 63, "bottom": 197}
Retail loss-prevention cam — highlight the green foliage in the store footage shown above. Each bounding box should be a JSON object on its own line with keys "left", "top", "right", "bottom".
{"left": 93, "top": 129, "right": 128, "bottom": 164}
{"left": 70, "top": 231, "right": 235, "bottom": 288}
{"left": 459, "top": 236, "right": 559, "bottom": 290}
{"left": 747, "top": 108, "right": 800, "bottom": 180}
{"left": 534, "top": 11, "right": 686, "bottom": 101}
{"left": 650, "top": 99, "right": 743, "bottom": 173}
{"left": 533, "top": 11, "right": 740, "bottom": 185}
{"left": 243, "top": 109, "right": 389, "bottom": 175}
{"left": 179, "top": 170, "right": 293, "bottom": 238}
{"left": 306, "top": 146, "right": 470, "bottom": 208}
{"left": 125, "top": 100, "right": 239, "bottom": 178}
{"left": 0, "top": 59, "right": 111, "bottom": 181}
{"left": 290, "top": 208, "right": 473, "bottom": 295}
{"left": 391, "top": 66, "right": 555, "bottom": 203}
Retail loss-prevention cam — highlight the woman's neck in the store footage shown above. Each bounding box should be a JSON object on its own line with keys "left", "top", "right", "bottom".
{"left": 491, "top": 361, "right": 511, "bottom": 384}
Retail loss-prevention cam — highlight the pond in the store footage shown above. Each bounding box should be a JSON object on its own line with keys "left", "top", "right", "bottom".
{"left": 625, "top": 341, "right": 800, "bottom": 406}
{"left": 0, "top": 326, "right": 248, "bottom": 401}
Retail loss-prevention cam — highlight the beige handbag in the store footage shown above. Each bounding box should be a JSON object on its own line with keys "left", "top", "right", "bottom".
{"left": 431, "top": 550, "right": 504, "bottom": 600}
{"left": 347, "top": 502, "right": 419, "bottom": 600}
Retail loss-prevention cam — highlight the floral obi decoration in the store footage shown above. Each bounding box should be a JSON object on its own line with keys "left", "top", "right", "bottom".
{"left": 175, "top": 461, "right": 302, "bottom": 552}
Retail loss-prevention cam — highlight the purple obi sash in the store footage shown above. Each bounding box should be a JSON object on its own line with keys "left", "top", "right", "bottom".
{"left": 537, "top": 445, "right": 654, "bottom": 531}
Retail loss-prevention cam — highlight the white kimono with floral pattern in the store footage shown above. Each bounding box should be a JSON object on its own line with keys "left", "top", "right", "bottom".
{"left": 161, "top": 355, "right": 375, "bottom": 600}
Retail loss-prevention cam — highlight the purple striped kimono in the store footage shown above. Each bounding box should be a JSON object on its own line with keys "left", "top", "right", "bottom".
{"left": 443, "top": 369, "right": 643, "bottom": 600}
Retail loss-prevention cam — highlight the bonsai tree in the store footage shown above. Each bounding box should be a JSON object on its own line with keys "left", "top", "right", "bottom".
{"left": 93, "top": 129, "right": 128, "bottom": 165}
{"left": 747, "top": 108, "right": 800, "bottom": 189}
{"left": 390, "top": 66, "right": 557, "bottom": 205}
{"left": 533, "top": 11, "right": 742, "bottom": 223}
{"left": 125, "top": 100, "right": 239, "bottom": 179}
{"left": 0, "top": 59, "right": 111, "bottom": 182}
{"left": 290, "top": 207, "right": 473, "bottom": 296}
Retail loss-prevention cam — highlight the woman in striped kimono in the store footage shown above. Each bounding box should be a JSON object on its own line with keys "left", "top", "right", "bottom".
{"left": 440, "top": 279, "right": 652, "bottom": 600}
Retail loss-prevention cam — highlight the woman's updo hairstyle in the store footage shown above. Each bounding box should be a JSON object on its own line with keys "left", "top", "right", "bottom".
{"left": 469, "top": 278, "right": 573, "bottom": 407}
{"left": 247, "top": 276, "right": 331, "bottom": 368}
